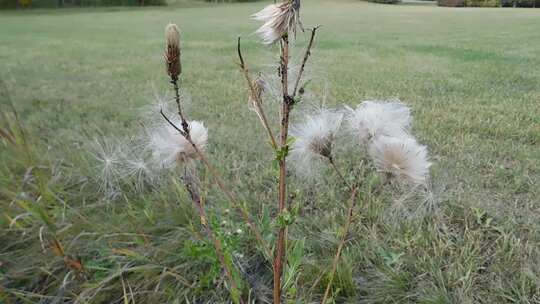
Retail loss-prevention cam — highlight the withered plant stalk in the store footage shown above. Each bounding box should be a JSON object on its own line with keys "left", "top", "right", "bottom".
{"left": 320, "top": 157, "right": 362, "bottom": 303}
{"left": 237, "top": 37, "right": 278, "bottom": 150}
{"left": 182, "top": 173, "right": 241, "bottom": 303}
{"left": 322, "top": 186, "right": 358, "bottom": 304}
{"left": 328, "top": 156, "right": 349, "bottom": 188}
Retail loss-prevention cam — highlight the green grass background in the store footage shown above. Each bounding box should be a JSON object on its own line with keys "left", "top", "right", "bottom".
{"left": 1, "top": 1, "right": 539, "bottom": 303}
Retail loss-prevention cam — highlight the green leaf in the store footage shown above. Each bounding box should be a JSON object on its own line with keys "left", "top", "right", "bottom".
{"left": 276, "top": 208, "right": 295, "bottom": 228}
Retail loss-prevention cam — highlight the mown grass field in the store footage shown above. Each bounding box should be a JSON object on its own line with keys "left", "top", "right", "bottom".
{"left": 1, "top": 1, "right": 539, "bottom": 303}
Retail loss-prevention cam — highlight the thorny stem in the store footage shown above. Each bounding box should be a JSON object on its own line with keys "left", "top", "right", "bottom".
{"left": 182, "top": 173, "right": 243, "bottom": 304}
{"left": 237, "top": 37, "right": 278, "bottom": 150}
{"left": 292, "top": 26, "right": 320, "bottom": 99}
{"left": 321, "top": 186, "right": 358, "bottom": 304}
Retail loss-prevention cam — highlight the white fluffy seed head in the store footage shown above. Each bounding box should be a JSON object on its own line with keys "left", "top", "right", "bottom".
{"left": 368, "top": 135, "right": 431, "bottom": 185}
{"left": 290, "top": 109, "right": 343, "bottom": 176}
{"left": 148, "top": 119, "right": 208, "bottom": 169}
{"left": 251, "top": 0, "right": 301, "bottom": 45}
{"left": 347, "top": 100, "right": 411, "bottom": 143}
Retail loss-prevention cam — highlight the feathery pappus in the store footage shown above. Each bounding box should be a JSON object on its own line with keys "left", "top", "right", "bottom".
{"left": 147, "top": 119, "right": 208, "bottom": 169}
{"left": 290, "top": 109, "right": 343, "bottom": 176}
{"left": 368, "top": 135, "right": 431, "bottom": 185}
{"left": 347, "top": 100, "right": 411, "bottom": 143}
{"left": 252, "top": 0, "right": 301, "bottom": 45}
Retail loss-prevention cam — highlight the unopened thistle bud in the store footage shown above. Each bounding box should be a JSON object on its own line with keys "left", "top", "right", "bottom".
{"left": 165, "top": 23, "right": 181, "bottom": 80}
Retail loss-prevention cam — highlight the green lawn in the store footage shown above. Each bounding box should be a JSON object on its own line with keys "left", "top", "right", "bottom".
{"left": 1, "top": 1, "right": 539, "bottom": 303}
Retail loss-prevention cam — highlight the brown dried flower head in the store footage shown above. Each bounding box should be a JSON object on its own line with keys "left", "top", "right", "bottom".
{"left": 165, "top": 23, "right": 181, "bottom": 79}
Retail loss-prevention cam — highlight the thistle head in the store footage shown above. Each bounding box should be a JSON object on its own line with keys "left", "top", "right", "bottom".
{"left": 308, "top": 134, "right": 333, "bottom": 159}
{"left": 368, "top": 135, "right": 431, "bottom": 185}
{"left": 165, "top": 23, "right": 181, "bottom": 80}
{"left": 347, "top": 100, "right": 411, "bottom": 143}
{"left": 251, "top": 0, "right": 302, "bottom": 45}
{"left": 290, "top": 109, "right": 343, "bottom": 177}
{"left": 147, "top": 119, "right": 208, "bottom": 169}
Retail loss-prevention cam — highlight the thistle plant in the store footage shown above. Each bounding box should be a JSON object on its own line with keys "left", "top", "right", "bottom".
{"left": 86, "top": 8, "right": 432, "bottom": 303}
{"left": 241, "top": 2, "right": 432, "bottom": 301}
{"left": 241, "top": 1, "right": 320, "bottom": 302}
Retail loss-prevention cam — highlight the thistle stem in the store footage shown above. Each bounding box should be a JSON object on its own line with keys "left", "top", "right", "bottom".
{"left": 274, "top": 34, "right": 291, "bottom": 304}
{"left": 182, "top": 173, "right": 243, "bottom": 304}
{"left": 171, "top": 79, "right": 189, "bottom": 132}
{"left": 328, "top": 157, "right": 350, "bottom": 189}
{"left": 167, "top": 78, "right": 244, "bottom": 303}
{"left": 321, "top": 186, "right": 358, "bottom": 304}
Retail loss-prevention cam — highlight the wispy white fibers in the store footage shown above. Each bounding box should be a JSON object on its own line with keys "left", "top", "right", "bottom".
{"left": 119, "top": 140, "right": 154, "bottom": 192}
{"left": 88, "top": 138, "right": 125, "bottom": 198}
{"left": 347, "top": 100, "right": 411, "bottom": 143}
{"left": 147, "top": 119, "right": 208, "bottom": 169}
{"left": 368, "top": 135, "right": 431, "bottom": 185}
{"left": 290, "top": 109, "right": 343, "bottom": 176}
{"left": 252, "top": 0, "right": 301, "bottom": 45}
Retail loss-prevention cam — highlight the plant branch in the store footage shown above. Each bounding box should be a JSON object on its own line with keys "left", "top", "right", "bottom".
{"left": 171, "top": 78, "right": 189, "bottom": 132}
{"left": 237, "top": 37, "right": 278, "bottom": 150}
{"left": 328, "top": 156, "right": 351, "bottom": 189}
{"left": 160, "top": 109, "right": 186, "bottom": 136}
{"left": 292, "top": 26, "right": 320, "bottom": 99}
{"left": 321, "top": 186, "right": 358, "bottom": 304}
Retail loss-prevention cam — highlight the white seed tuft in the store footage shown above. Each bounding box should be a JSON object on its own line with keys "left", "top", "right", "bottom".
{"left": 252, "top": 0, "right": 301, "bottom": 45}
{"left": 290, "top": 109, "right": 343, "bottom": 176}
{"left": 368, "top": 135, "right": 431, "bottom": 185}
{"left": 147, "top": 119, "right": 208, "bottom": 169}
{"left": 347, "top": 100, "right": 411, "bottom": 143}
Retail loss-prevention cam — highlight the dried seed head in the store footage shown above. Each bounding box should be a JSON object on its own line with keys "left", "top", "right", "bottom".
{"left": 290, "top": 109, "right": 343, "bottom": 177}
{"left": 165, "top": 23, "right": 181, "bottom": 80}
{"left": 147, "top": 119, "right": 208, "bottom": 168}
{"left": 308, "top": 135, "right": 333, "bottom": 159}
{"left": 347, "top": 100, "right": 411, "bottom": 143}
{"left": 252, "top": 0, "right": 302, "bottom": 45}
{"left": 368, "top": 135, "right": 431, "bottom": 185}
